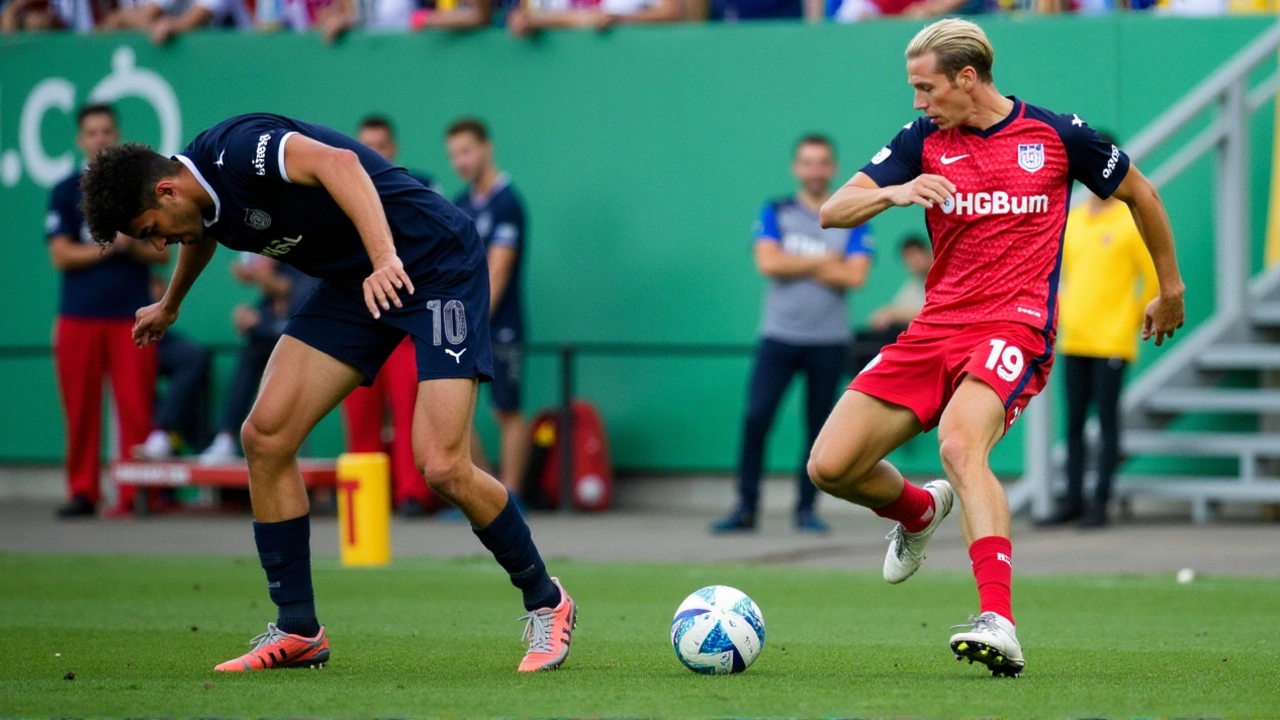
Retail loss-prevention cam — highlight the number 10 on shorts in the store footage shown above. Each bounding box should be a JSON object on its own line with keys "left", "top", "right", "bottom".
{"left": 985, "top": 339, "right": 1025, "bottom": 382}
{"left": 426, "top": 299, "right": 468, "bottom": 346}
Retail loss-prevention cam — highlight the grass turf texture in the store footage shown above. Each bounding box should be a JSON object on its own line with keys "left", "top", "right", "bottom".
{"left": 2, "top": 554, "right": 1278, "bottom": 718}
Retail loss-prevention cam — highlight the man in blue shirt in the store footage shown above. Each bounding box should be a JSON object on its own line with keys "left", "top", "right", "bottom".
{"left": 80, "top": 113, "right": 576, "bottom": 674}
{"left": 47, "top": 103, "right": 169, "bottom": 519}
{"left": 446, "top": 118, "right": 529, "bottom": 501}
{"left": 712, "top": 134, "right": 873, "bottom": 534}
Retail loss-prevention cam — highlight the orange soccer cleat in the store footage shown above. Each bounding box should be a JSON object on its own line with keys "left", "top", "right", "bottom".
{"left": 213, "top": 623, "right": 330, "bottom": 672}
{"left": 517, "top": 578, "right": 577, "bottom": 673}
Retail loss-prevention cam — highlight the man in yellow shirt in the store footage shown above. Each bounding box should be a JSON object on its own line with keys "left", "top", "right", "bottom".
{"left": 1041, "top": 132, "right": 1159, "bottom": 529}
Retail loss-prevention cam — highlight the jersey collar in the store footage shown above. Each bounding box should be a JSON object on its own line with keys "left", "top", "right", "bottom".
{"left": 174, "top": 154, "right": 221, "bottom": 227}
{"left": 469, "top": 172, "right": 509, "bottom": 209}
{"left": 960, "top": 96, "right": 1023, "bottom": 139}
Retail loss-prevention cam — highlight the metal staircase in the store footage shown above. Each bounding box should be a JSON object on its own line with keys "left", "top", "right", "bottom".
{"left": 1015, "top": 23, "right": 1280, "bottom": 523}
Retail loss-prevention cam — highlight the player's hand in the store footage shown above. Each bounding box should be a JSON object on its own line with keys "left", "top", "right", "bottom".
{"left": 889, "top": 174, "right": 955, "bottom": 210}
{"left": 363, "top": 254, "right": 415, "bottom": 319}
{"left": 133, "top": 302, "right": 178, "bottom": 348}
{"left": 1143, "top": 289, "right": 1186, "bottom": 347}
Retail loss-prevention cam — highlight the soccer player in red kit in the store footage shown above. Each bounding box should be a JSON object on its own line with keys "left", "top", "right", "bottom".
{"left": 808, "top": 19, "right": 1186, "bottom": 677}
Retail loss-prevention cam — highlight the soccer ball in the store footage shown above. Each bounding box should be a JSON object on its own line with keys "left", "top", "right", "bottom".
{"left": 670, "top": 585, "right": 765, "bottom": 674}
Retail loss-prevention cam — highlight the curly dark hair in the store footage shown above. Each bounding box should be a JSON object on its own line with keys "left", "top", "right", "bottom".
{"left": 79, "top": 142, "right": 181, "bottom": 247}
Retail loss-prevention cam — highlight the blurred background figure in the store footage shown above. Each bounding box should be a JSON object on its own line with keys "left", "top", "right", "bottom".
{"left": 1039, "top": 131, "right": 1158, "bottom": 529}
{"left": 136, "top": 276, "right": 213, "bottom": 460}
{"left": 199, "top": 256, "right": 317, "bottom": 464}
{"left": 99, "top": 0, "right": 252, "bottom": 43}
{"left": 446, "top": 118, "right": 530, "bottom": 507}
{"left": 47, "top": 104, "right": 169, "bottom": 518}
{"left": 341, "top": 115, "right": 438, "bottom": 517}
{"left": 848, "top": 235, "right": 930, "bottom": 374}
{"left": 712, "top": 134, "right": 873, "bottom": 534}
{"left": 507, "top": 0, "right": 683, "bottom": 37}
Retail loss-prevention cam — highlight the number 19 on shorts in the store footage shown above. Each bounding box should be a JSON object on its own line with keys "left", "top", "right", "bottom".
{"left": 985, "top": 339, "right": 1025, "bottom": 382}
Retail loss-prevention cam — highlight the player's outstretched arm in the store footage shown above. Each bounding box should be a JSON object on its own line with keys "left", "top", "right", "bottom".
{"left": 134, "top": 235, "right": 217, "bottom": 347}
{"left": 1111, "top": 165, "right": 1186, "bottom": 346}
{"left": 819, "top": 172, "right": 954, "bottom": 229}
{"left": 282, "top": 134, "right": 414, "bottom": 319}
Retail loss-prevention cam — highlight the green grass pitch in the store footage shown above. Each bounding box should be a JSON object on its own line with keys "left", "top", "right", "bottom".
{"left": 2, "top": 553, "right": 1278, "bottom": 718}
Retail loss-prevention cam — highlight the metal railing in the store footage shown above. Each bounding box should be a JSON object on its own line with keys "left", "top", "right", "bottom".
{"left": 1015, "top": 22, "right": 1280, "bottom": 520}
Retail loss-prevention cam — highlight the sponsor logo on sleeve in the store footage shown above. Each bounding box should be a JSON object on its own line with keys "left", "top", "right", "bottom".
{"left": 493, "top": 223, "right": 518, "bottom": 245}
{"left": 244, "top": 209, "right": 272, "bottom": 231}
{"left": 871, "top": 147, "right": 892, "bottom": 165}
{"left": 1102, "top": 143, "right": 1121, "bottom": 179}
{"left": 45, "top": 210, "right": 59, "bottom": 233}
{"left": 253, "top": 133, "right": 271, "bottom": 176}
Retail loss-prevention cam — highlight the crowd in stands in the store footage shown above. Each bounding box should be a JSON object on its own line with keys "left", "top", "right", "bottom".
{"left": 1, "top": 0, "right": 1259, "bottom": 40}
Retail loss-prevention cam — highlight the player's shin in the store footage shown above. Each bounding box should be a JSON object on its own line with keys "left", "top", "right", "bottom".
{"left": 254, "top": 514, "right": 321, "bottom": 638}
{"left": 472, "top": 490, "right": 560, "bottom": 611}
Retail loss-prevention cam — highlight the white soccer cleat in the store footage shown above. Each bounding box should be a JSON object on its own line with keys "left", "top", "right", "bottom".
{"left": 198, "top": 432, "right": 239, "bottom": 465}
{"left": 138, "top": 429, "right": 174, "bottom": 460}
{"left": 882, "top": 479, "right": 954, "bottom": 584}
{"left": 950, "top": 611, "right": 1024, "bottom": 677}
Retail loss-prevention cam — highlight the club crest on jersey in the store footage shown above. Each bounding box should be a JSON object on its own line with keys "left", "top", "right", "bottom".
{"left": 1018, "top": 144, "right": 1045, "bottom": 173}
{"left": 244, "top": 209, "right": 272, "bottom": 231}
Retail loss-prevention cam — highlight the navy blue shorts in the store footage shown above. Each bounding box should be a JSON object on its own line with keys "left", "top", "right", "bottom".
{"left": 284, "top": 263, "right": 494, "bottom": 387}
{"left": 490, "top": 342, "right": 522, "bottom": 412}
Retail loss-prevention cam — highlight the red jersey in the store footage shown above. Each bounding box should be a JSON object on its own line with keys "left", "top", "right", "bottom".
{"left": 860, "top": 97, "right": 1130, "bottom": 335}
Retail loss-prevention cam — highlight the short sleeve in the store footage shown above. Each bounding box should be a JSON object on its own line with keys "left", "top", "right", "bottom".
{"left": 221, "top": 124, "right": 297, "bottom": 186}
{"left": 45, "top": 182, "right": 75, "bottom": 241}
{"left": 490, "top": 200, "right": 523, "bottom": 250}
{"left": 845, "top": 223, "right": 873, "bottom": 257}
{"left": 1060, "top": 114, "right": 1129, "bottom": 199}
{"left": 859, "top": 119, "right": 927, "bottom": 188}
{"left": 753, "top": 203, "right": 780, "bottom": 242}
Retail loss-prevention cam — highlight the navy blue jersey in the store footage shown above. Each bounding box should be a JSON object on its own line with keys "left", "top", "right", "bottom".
{"left": 453, "top": 175, "right": 526, "bottom": 344}
{"left": 45, "top": 171, "right": 151, "bottom": 319}
{"left": 178, "top": 114, "right": 480, "bottom": 286}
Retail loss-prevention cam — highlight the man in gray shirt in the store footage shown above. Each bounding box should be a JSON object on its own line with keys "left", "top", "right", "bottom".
{"left": 713, "top": 134, "right": 873, "bottom": 533}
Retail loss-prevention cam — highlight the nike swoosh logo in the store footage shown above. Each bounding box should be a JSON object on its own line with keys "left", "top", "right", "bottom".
{"left": 940, "top": 154, "right": 968, "bottom": 165}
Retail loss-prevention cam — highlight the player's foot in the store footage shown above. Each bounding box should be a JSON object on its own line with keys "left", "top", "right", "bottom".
{"left": 136, "top": 429, "right": 175, "bottom": 460}
{"left": 1032, "top": 502, "right": 1083, "bottom": 527}
{"left": 710, "top": 508, "right": 756, "bottom": 533}
{"left": 199, "top": 432, "right": 240, "bottom": 465}
{"left": 1078, "top": 503, "right": 1109, "bottom": 529}
{"left": 517, "top": 578, "right": 576, "bottom": 672}
{"left": 793, "top": 508, "right": 829, "bottom": 534}
{"left": 213, "top": 623, "right": 329, "bottom": 672}
{"left": 397, "top": 497, "right": 428, "bottom": 518}
{"left": 950, "top": 612, "right": 1024, "bottom": 678}
{"left": 55, "top": 495, "right": 96, "bottom": 518}
{"left": 882, "top": 479, "right": 953, "bottom": 584}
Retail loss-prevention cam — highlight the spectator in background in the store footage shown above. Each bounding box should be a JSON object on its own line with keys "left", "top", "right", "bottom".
{"left": 1, "top": 0, "right": 112, "bottom": 32}
{"left": 48, "top": 104, "right": 169, "bottom": 518}
{"left": 507, "top": 0, "right": 682, "bottom": 36}
{"left": 100, "top": 0, "right": 252, "bottom": 43}
{"left": 1039, "top": 131, "right": 1157, "bottom": 529}
{"left": 315, "top": 0, "right": 416, "bottom": 43}
{"left": 446, "top": 118, "right": 530, "bottom": 504}
{"left": 712, "top": 134, "right": 873, "bottom": 534}
{"left": 200, "top": 256, "right": 318, "bottom": 464}
{"left": 710, "top": 0, "right": 823, "bottom": 21}
{"left": 254, "top": 0, "right": 337, "bottom": 32}
{"left": 137, "top": 275, "right": 214, "bottom": 459}
{"left": 829, "top": 0, "right": 981, "bottom": 21}
{"left": 341, "top": 115, "right": 437, "bottom": 516}
{"left": 847, "top": 235, "right": 930, "bottom": 374}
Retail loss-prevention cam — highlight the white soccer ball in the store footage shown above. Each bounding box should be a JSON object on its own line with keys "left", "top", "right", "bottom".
{"left": 670, "top": 585, "right": 765, "bottom": 674}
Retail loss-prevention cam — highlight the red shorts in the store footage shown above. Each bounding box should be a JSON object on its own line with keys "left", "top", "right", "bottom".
{"left": 849, "top": 320, "right": 1054, "bottom": 433}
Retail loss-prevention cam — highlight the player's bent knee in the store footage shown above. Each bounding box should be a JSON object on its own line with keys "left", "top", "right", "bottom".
{"left": 240, "top": 415, "right": 300, "bottom": 463}
{"left": 418, "top": 453, "right": 472, "bottom": 500}
{"left": 937, "top": 433, "right": 982, "bottom": 479}
{"left": 807, "top": 451, "right": 869, "bottom": 496}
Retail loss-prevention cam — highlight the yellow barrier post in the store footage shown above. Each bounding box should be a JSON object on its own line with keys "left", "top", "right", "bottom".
{"left": 336, "top": 452, "right": 391, "bottom": 567}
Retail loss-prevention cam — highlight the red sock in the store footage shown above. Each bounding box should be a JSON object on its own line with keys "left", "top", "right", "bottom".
{"left": 969, "top": 536, "right": 1014, "bottom": 625}
{"left": 872, "top": 482, "right": 936, "bottom": 533}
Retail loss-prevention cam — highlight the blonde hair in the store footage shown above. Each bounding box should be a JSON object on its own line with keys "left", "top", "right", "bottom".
{"left": 906, "top": 19, "right": 994, "bottom": 84}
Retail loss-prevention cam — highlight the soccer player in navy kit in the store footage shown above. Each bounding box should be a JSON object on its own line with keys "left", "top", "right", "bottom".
{"left": 80, "top": 113, "right": 576, "bottom": 673}
{"left": 446, "top": 119, "right": 530, "bottom": 499}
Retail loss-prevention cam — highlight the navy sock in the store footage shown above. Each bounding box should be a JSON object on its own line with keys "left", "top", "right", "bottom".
{"left": 254, "top": 514, "right": 320, "bottom": 638}
{"left": 473, "top": 492, "right": 560, "bottom": 611}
